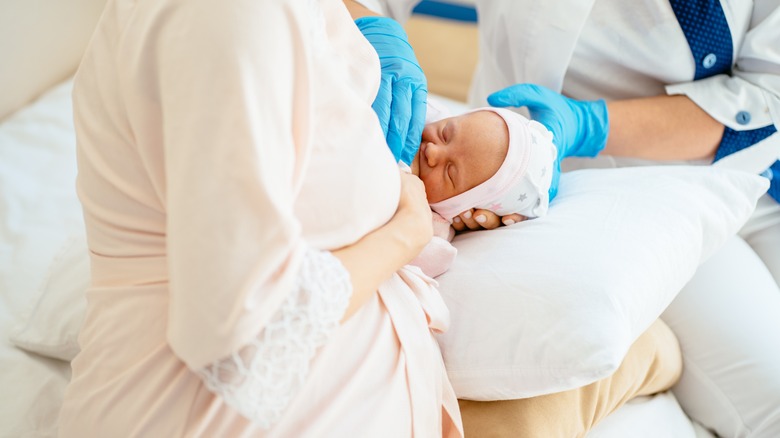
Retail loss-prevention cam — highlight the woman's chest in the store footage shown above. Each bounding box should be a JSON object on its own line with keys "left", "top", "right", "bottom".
{"left": 293, "top": 0, "right": 401, "bottom": 249}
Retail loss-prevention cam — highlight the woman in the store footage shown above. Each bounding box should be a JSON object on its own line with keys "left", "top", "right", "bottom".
{"left": 58, "top": 0, "right": 462, "bottom": 435}
{"left": 362, "top": 0, "right": 780, "bottom": 436}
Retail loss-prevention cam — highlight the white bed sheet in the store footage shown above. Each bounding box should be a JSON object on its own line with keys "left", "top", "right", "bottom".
{"left": 0, "top": 79, "right": 710, "bottom": 437}
{"left": 0, "top": 79, "right": 80, "bottom": 438}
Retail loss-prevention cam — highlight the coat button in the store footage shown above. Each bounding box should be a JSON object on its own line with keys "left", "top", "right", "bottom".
{"left": 702, "top": 53, "right": 717, "bottom": 69}
{"left": 736, "top": 111, "right": 751, "bottom": 125}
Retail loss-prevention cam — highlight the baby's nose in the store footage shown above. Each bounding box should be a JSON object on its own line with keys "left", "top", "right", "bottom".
{"left": 425, "top": 142, "right": 445, "bottom": 167}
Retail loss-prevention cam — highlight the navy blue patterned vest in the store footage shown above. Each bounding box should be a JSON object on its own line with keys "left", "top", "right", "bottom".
{"left": 669, "top": 0, "right": 779, "bottom": 201}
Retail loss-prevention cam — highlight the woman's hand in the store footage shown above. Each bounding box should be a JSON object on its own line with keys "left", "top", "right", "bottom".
{"left": 451, "top": 209, "right": 526, "bottom": 232}
{"left": 391, "top": 171, "right": 434, "bottom": 256}
{"left": 333, "top": 171, "right": 432, "bottom": 321}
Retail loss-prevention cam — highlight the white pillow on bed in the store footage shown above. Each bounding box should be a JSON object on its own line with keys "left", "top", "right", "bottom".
{"left": 436, "top": 165, "right": 768, "bottom": 401}
{"left": 8, "top": 164, "right": 767, "bottom": 403}
{"left": 10, "top": 234, "right": 89, "bottom": 362}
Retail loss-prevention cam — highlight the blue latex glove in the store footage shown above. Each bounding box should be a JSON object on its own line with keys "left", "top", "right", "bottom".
{"left": 488, "top": 83, "right": 609, "bottom": 200}
{"left": 488, "top": 83, "right": 609, "bottom": 159}
{"left": 355, "top": 16, "right": 428, "bottom": 165}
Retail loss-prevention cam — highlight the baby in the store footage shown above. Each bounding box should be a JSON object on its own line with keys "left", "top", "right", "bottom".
{"left": 405, "top": 102, "right": 558, "bottom": 277}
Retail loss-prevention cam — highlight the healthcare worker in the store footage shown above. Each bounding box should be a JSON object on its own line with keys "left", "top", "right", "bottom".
{"left": 355, "top": 1, "right": 780, "bottom": 437}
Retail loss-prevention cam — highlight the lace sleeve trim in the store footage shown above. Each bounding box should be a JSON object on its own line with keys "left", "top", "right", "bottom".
{"left": 195, "top": 248, "right": 352, "bottom": 428}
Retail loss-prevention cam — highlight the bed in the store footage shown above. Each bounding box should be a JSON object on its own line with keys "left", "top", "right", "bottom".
{"left": 0, "top": 0, "right": 755, "bottom": 436}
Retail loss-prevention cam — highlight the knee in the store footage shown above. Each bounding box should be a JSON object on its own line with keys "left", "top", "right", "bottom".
{"left": 635, "top": 318, "right": 682, "bottom": 397}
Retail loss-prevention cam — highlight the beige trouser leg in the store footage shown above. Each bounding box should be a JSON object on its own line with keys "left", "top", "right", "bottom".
{"left": 458, "top": 318, "right": 682, "bottom": 438}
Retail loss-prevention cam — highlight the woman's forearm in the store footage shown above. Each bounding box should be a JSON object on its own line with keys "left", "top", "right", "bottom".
{"left": 333, "top": 214, "right": 428, "bottom": 321}
{"left": 604, "top": 94, "right": 725, "bottom": 161}
{"left": 333, "top": 171, "right": 432, "bottom": 321}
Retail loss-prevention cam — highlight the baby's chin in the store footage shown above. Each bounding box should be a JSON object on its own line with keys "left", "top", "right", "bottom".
{"left": 410, "top": 153, "right": 420, "bottom": 176}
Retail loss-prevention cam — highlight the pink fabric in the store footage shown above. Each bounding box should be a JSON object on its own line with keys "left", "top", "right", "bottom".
{"left": 410, "top": 212, "right": 458, "bottom": 278}
{"left": 58, "top": 0, "right": 462, "bottom": 436}
{"left": 429, "top": 108, "right": 557, "bottom": 222}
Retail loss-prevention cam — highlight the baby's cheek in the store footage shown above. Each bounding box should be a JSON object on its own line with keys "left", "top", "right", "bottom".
{"left": 423, "top": 180, "right": 436, "bottom": 202}
{"left": 422, "top": 177, "right": 443, "bottom": 203}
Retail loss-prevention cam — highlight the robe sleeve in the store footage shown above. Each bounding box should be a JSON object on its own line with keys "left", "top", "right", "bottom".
{"left": 146, "top": 0, "right": 352, "bottom": 425}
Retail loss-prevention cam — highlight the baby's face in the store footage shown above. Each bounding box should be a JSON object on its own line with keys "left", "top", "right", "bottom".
{"left": 411, "top": 110, "right": 509, "bottom": 203}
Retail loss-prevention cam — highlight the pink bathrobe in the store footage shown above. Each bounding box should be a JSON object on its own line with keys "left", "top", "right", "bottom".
{"left": 58, "top": 0, "right": 462, "bottom": 436}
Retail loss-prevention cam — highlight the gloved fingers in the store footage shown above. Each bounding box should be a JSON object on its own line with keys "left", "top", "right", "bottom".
{"left": 487, "top": 83, "right": 553, "bottom": 109}
{"left": 386, "top": 80, "right": 413, "bottom": 163}
{"left": 500, "top": 214, "right": 526, "bottom": 227}
{"left": 472, "top": 209, "right": 502, "bottom": 230}
{"left": 372, "top": 74, "right": 394, "bottom": 137}
{"left": 355, "top": 15, "right": 428, "bottom": 163}
{"left": 355, "top": 16, "right": 409, "bottom": 44}
{"left": 487, "top": 83, "right": 562, "bottom": 137}
{"left": 399, "top": 85, "right": 428, "bottom": 165}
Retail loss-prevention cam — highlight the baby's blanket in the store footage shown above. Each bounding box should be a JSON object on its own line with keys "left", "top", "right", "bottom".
{"left": 410, "top": 212, "right": 457, "bottom": 278}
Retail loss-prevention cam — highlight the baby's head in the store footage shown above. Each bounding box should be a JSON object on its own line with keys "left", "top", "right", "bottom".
{"left": 410, "top": 107, "right": 557, "bottom": 223}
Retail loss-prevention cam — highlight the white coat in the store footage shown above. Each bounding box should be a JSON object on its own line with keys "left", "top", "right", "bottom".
{"left": 366, "top": 0, "right": 780, "bottom": 172}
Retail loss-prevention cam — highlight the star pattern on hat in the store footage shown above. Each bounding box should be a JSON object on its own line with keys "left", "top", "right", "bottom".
{"left": 540, "top": 166, "right": 546, "bottom": 177}
{"left": 489, "top": 202, "right": 503, "bottom": 211}
{"left": 518, "top": 193, "right": 527, "bottom": 202}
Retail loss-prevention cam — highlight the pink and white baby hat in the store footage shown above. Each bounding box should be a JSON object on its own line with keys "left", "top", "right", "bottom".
{"left": 428, "top": 107, "right": 557, "bottom": 223}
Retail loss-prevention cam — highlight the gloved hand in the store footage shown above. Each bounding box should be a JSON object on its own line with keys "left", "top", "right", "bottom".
{"left": 488, "top": 83, "right": 609, "bottom": 160}
{"left": 355, "top": 16, "right": 428, "bottom": 165}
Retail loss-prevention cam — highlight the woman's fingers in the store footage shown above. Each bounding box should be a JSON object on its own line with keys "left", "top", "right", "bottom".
{"left": 457, "top": 209, "right": 480, "bottom": 230}
{"left": 501, "top": 213, "right": 526, "bottom": 226}
{"left": 452, "top": 210, "right": 527, "bottom": 232}
{"left": 455, "top": 209, "right": 498, "bottom": 231}
{"left": 472, "top": 209, "right": 502, "bottom": 230}
{"left": 451, "top": 215, "right": 467, "bottom": 232}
